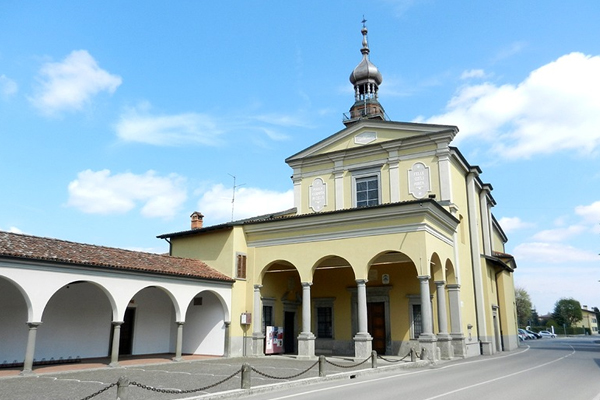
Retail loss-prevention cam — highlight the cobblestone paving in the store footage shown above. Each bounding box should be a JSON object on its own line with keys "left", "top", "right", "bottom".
{"left": 0, "top": 356, "right": 412, "bottom": 400}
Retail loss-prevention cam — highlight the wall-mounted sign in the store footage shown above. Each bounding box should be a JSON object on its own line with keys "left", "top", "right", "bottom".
{"left": 309, "top": 178, "right": 327, "bottom": 212}
{"left": 408, "top": 162, "right": 431, "bottom": 199}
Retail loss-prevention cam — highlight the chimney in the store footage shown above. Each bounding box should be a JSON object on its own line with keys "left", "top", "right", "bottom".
{"left": 191, "top": 211, "right": 204, "bottom": 229}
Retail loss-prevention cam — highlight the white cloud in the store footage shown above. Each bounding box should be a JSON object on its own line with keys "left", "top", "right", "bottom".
{"left": 67, "top": 169, "right": 187, "bottom": 219}
{"left": 0, "top": 74, "right": 18, "bottom": 98}
{"left": 30, "top": 50, "right": 121, "bottom": 115}
{"left": 497, "top": 216, "right": 534, "bottom": 233}
{"left": 196, "top": 183, "right": 294, "bottom": 224}
{"left": 460, "top": 69, "right": 486, "bottom": 80}
{"left": 575, "top": 201, "right": 600, "bottom": 223}
{"left": 512, "top": 242, "right": 598, "bottom": 263}
{"left": 115, "top": 103, "right": 225, "bottom": 146}
{"left": 419, "top": 52, "right": 600, "bottom": 159}
{"left": 531, "top": 225, "right": 586, "bottom": 242}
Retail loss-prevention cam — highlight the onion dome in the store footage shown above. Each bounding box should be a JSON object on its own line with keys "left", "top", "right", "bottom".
{"left": 349, "top": 26, "right": 383, "bottom": 88}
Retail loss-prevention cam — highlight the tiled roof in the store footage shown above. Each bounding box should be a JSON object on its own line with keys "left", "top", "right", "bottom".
{"left": 0, "top": 231, "right": 234, "bottom": 283}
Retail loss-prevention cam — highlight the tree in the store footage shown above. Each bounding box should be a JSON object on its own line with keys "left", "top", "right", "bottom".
{"left": 552, "top": 298, "right": 583, "bottom": 327}
{"left": 515, "top": 286, "right": 532, "bottom": 327}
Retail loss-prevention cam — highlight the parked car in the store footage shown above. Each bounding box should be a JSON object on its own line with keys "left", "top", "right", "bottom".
{"left": 519, "top": 328, "right": 536, "bottom": 340}
{"left": 539, "top": 330, "right": 556, "bottom": 338}
{"left": 518, "top": 331, "right": 527, "bottom": 341}
{"left": 525, "top": 329, "right": 542, "bottom": 339}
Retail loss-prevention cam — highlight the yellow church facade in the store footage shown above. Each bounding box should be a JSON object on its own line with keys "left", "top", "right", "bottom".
{"left": 159, "top": 25, "right": 518, "bottom": 361}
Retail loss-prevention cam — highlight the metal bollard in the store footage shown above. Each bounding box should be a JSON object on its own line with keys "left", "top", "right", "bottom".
{"left": 319, "top": 355, "right": 326, "bottom": 377}
{"left": 410, "top": 348, "right": 416, "bottom": 362}
{"left": 241, "top": 363, "right": 251, "bottom": 390}
{"left": 420, "top": 348, "right": 426, "bottom": 361}
{"left": 116, "top": 376, "right": 129, "bottom": 400}
{"left": 371, "top": 350, "right": 377, "bottom": 368}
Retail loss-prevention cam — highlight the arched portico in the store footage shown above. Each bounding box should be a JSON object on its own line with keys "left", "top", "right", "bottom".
{"left": 0, "top": 277, "right": 30, "bottom": 367}
{"left": 37, "top": 281, "right": 113, "bottom": 362}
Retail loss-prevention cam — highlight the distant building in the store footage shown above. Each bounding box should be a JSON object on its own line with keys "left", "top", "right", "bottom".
{"left": 159, "top": 24, "right": 519, "bottom": 361}
{"left": 575, "top": 306, "right": 599, "bottom": 334}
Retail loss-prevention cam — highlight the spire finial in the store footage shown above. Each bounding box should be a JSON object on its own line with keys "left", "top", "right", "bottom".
{"left": 362, "top": 16, "right": 367, "bottom": 28}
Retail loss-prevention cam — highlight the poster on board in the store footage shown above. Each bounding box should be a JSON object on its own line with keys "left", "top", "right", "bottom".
{"left": 265, "top": 326, "right": 284, "bottom": 354}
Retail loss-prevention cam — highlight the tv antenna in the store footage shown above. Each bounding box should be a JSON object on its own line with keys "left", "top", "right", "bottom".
{"left": 228, "top": 174, "right": 245, "bottom": 221}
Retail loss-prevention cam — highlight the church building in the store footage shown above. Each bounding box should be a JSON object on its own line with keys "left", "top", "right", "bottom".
{"left": 159, "top": 24, "right": 519, "bottom": 361}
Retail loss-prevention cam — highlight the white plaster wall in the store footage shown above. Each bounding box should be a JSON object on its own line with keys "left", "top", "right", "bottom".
{"left": 183, "top": 291, "right": 225, "bottom": 355}
{"left": 36, "top": 282, "right": 112, "bottom": 360}
{"left": 132, "top": 288, "right": 175, "bottom": 355}
{"left": 0, "top": 261, "right": 232, "bottom": 364}
{"left": 0, "top": 278, "right": 28, "bottom": 363}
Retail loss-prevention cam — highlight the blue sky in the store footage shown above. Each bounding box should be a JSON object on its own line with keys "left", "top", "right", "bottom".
{"left": 1, "top": 1, "right": 599, "bottom": 315}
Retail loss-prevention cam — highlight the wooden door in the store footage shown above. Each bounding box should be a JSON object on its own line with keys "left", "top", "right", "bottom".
{"left": 368, "top": 302, "right": 386, "bottom": 355}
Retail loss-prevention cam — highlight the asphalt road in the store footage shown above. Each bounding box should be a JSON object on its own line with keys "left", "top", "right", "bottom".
{"left": 2, "top": 337, "right": 599, "bottom": 400}
{"left": 243, "top": 337, "right": 600, "bottom": 400}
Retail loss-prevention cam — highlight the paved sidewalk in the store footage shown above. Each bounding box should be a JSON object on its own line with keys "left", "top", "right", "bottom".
{"left": 0, "top": 354, "right": 427, "bottom": 400}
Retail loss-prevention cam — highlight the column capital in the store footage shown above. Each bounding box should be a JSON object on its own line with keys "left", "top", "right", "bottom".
{"left": 355, "top": 279, "right": 368, "bottom": 285}
{"left": 417, "top": 275, "right": 430, "bottom": 282}
{"left": 26, "top": 322, "right": 42, "bottom": 329}
{"left": 176, "top": 321, "right": 185, "bottom": 326}
{"left": 253, "top": 284, "right": 263, "bottom": 290}
{"left": 111, "top": 321, "right": 124, "bottom": 327}
{"left": 434, "top": 280, "right": 446, "bottom": 287}
{"left": 301, "top": 281, "right": 313, "bottom": 287}
{"left": 446, "top": 283, "right": 461, "bottom": 290}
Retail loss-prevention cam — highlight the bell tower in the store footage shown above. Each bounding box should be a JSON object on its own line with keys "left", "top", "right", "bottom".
{"left": 344, "top": 20, "right": 386, "bottom": 126}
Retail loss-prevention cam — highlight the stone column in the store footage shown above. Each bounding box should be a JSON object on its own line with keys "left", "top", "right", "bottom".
{"left": 252, "top": 285, "right": 265, "bottom": 356}
{"left": 353, "top": 279, "right": 372, "bottom": 359}
{"left": 109, "top": 321, "right": 123, "bottom": 367}
{"left": 224, "top": 321, "right": 231, "bottom": 357}
{"left": 417, "top": 276, "right": 437, "bottom": 361}
{"left": 447, "top": 283, "right": 466, "bottom": 357}
{"left": 173, "top": 321, "right": 185, "bottom": 361}
{"left": 21, "top": 322, "right": 42, "bottom": 375}
{"left": 435, "top": 281, "right": 452, "bottom": 360}
{"left": 297, "top": 282, "right": 315, "bottom": 359}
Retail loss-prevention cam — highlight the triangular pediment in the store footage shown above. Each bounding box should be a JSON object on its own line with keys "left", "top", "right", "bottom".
{"left": 285, "top": 120, "right": 458, "bottom": 164}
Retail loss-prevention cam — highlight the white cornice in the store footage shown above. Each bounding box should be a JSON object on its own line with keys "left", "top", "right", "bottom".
{"left": 244, "top": 202, "right": 457, "bottom": 248}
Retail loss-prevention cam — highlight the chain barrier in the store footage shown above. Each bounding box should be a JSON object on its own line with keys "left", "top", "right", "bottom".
{"left": 75, "top": 352, "right": 418, "bottom": 400}
{"left": 129, "top": 369, "right": 240, "bottom": 395}
{"left": 377, "top": 348, "right": 419, "bottom": 363}
{"left": 250, "top": 359, "right": 319, "bottom": 380}
{"left": 79, "top": 382, "right": 118, "bottom": 400}
{"left": 324, "top": 354, "right": 372, "bottom": 369}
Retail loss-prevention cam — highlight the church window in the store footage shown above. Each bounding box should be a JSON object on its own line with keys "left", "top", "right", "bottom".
{"left": 355, "top": 176, "right": 379, "bottom": 207}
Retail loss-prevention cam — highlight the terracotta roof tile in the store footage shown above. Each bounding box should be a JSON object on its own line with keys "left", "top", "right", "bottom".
{"left": 0, "top": 231, "right": 234, "bottom": 283}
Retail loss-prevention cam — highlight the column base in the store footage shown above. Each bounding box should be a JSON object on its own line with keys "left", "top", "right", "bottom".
{"left": 297, "top": 333, "right": 316, "bottom": 359}
{"left": 418, "top": 334, "right": 439, "bottom": 362}
{"left": 436, "top": 333, "right": 453, "bottom": 360}
{"left": 109, "top": 361, "right": 120, "bottom": 367}
{"left": 353, "top": 332, "right": 373, "bottom": 359}
{"left": 19, "top": 369, "right": 35, "bottom": 376}
{"left": 450, "top": 333, "right": 466, "bottom": 358}
{"left": 251, "top": 334, "right": 265, "bottom": 356}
